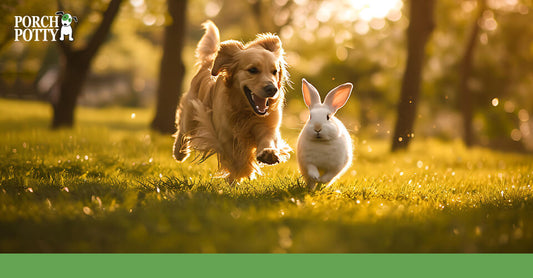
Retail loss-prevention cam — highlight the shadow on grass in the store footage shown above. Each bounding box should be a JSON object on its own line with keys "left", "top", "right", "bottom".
{"left": 1, "top": 173, "right": 533, "bottom": 252}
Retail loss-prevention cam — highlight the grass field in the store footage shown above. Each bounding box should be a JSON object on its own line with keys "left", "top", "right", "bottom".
{"left": 1, "top": 99, "right": 532, "bottom": 252}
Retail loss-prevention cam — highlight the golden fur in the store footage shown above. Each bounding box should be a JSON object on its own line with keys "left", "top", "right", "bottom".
{"left": 173, "top": 21, "right": 291, "bottom": 182}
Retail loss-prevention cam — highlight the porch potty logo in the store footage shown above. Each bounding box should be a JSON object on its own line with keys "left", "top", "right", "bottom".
{"left": 14, "top": 11, "right": 78, "bottom": 42}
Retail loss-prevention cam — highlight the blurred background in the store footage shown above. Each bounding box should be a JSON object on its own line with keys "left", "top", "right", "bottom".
{"left": 1, "top": 0, "right": 532, "bottom": 152}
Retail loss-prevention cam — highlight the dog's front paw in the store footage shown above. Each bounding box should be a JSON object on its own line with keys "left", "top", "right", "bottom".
{"left": 257, "top": 148, "right": 280, "bottom": 165}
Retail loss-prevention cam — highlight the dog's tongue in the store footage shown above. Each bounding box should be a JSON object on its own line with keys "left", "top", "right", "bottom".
{"left": 252, "top": 94, "right": 268, "bottom": 114}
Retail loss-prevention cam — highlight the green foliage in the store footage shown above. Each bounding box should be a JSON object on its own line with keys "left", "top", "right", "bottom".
{"left": 1, "top": 0, "right": 532, "bottom": 146}
{"left": 1, "top": 99, "right": 533, "bottom": 252}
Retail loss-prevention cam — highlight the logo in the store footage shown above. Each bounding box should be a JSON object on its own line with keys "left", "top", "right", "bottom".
{"left": 14, "top": 11, "right": 78, "bottom": 42}
{"left": 56, "top": 11, "right": 78, "bottom": 41}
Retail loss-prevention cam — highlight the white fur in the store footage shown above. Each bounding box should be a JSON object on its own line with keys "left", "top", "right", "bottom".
{"left": 296, "top": 79, "right": 353, "bottom": 190}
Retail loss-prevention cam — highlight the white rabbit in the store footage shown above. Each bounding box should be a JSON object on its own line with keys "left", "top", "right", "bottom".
{"left": 297, "top": 78, "right": 353, "bottom": 191}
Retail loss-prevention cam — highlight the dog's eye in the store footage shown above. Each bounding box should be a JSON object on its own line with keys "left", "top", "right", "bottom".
{"left": 248, "top": 67, "right": 259, "bottom": 74}
{"left": 272, "top": 70, "right": 277, "bottom": 75}
{"left": 326, "top": 114, "right": 330, "bottom": 121}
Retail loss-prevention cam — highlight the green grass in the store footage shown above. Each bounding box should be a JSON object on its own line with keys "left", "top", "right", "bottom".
{"left": 1, "top": 99, "right": 532, "bottom": 252}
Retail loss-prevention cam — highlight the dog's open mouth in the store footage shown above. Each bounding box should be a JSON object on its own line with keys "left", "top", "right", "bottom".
{"left": 244, "top": 86, "right": 269, "bottom": 115}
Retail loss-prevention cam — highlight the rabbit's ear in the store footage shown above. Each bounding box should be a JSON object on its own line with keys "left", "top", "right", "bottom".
{"left": 302, "top": 79, "right": 321, "bottom": 107}
{"left": 324, "top": 83, "right": 353, "bottom": 113}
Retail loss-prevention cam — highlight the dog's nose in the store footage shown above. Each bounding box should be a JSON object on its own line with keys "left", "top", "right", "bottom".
{"left": 263, "top": 84, "right": 278, "bottom": 97}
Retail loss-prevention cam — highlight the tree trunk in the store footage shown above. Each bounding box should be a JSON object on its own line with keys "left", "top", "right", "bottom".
{"left": 460, "top": 0, "right": 486, "bottom": 147}
{"left": 52, "top": 53, "right": 89, "bottom": 127}
{"left": 391, "top": 0, "right": 435, "bottom": 152}
{"left": 151, "top": 0, "right": 188, "bottom": 134}
{"left": 51, "top": 0, "right": 123, "bottom": 128}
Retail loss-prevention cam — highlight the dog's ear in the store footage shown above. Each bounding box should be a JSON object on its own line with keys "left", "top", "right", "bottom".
{"left": 212, "top": 40, "right": 243, "bottom": 77}
{"left": 248, "top": 34, "right": 282, "bottom": 55}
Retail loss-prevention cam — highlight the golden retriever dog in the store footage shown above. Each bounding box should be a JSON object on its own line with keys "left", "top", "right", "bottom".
{"left": 173, "top": 21, "right": 291, "bottom": 183}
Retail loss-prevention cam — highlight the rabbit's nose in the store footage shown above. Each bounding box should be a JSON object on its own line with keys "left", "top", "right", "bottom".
{"left": 313, "top": 123, "right": 322, "bottom": 133}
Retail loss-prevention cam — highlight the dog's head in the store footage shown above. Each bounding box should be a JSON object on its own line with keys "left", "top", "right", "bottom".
{"left": 56, "top": 11, "right": 77, "bottom": 27}
{"left": 211, "top": 34, "right": 288, "bottom": 116}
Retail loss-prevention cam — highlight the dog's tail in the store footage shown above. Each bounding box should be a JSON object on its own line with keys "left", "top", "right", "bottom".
{"left": 196, "top": 20, "right": 220, "bottom": 67}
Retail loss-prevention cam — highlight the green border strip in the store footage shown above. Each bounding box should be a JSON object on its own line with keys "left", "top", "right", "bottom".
{"left": 1, "top": 254, "right": 531, "bottom": 277}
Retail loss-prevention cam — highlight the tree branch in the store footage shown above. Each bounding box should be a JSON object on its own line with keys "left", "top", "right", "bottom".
{"left": 83, "top": 0, "right": 123, "bottom": 60}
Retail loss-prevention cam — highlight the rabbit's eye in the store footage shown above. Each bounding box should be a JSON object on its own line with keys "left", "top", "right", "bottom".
{"left": 272, "top": 69, "right": 277, "bottom": 75}
{"left": 248, "top": 67, "right": 259, "bottom": 74}
{"left": 326, "top": 114, "right": 330, "bottom": 120}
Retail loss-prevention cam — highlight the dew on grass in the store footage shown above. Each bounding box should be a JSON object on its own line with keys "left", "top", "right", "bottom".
{"left": 149, "top": 158, "right": 153, "bottom": 163}
{"left": 156, "top": 187, "right": 160, "bottom": 193}
{"left": 131, "top": 113, "right": 136, "bottom": 119}
{"left": 83, "top": 206, "right": 93, "bottom": 215}
{"left": 84, "top": 155, "right": 88, "bottom": 160}
{"left": 92, "top": 196, "right": 102, "bottom": 208}
{"left": 416, "top": 160, "right": 423, "bottom": 168}
{"left": 63, "top": 187, "right": 69, "bottom": 192}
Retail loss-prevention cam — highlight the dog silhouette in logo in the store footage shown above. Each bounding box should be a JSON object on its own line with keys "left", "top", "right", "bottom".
{"left": 55, "top": 11, "right": 78, "bottom": 41}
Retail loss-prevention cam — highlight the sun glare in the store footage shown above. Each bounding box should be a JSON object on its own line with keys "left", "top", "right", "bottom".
{"left": 347, "top": 0, "right": 403, "bottom": 22}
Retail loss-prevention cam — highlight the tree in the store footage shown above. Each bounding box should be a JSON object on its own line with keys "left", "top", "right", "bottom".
{"left": 52, "top": 0, "right": 123, "bottom": 128}
{"left": 391, "top": 0, "right": 435, "bottom": 152}
{"left": 150, "top": 0, "right": 187, "bottom": 134}
{"left": 459, "top": 0, "right": 486, "bottom": 147}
